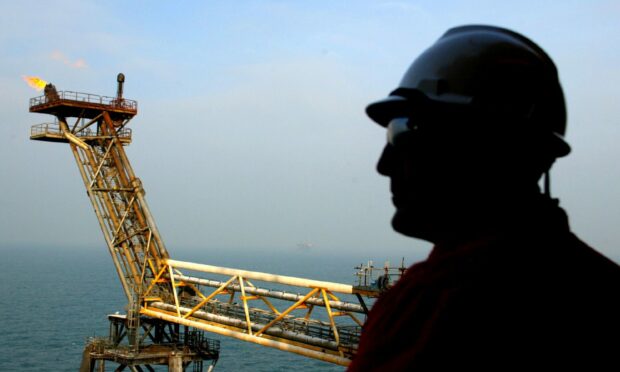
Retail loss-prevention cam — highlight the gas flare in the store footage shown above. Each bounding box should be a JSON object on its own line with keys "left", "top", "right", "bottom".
{"left": 22, "top": 76, "right": 48, "bottom": 91}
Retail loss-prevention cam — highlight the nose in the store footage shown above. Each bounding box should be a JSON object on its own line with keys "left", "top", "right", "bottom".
{"left": 376, "top": 144, "right": 394, "bottom": 177}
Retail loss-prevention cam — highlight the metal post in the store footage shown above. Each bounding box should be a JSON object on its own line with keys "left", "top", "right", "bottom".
{"left": 168, "top": 352, "right": 183, "bottom": 372}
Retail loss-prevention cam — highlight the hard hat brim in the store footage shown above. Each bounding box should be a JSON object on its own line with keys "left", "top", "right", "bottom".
{"left": 550, "top": 132, "right": 571, "bottom": 157}
{"left": 367, "top": 94, "right": 572, "bottom": 158}
{"left": 366, "top": 89, "right": 435, "bottom": 127}
{"left": 366, "top": 96, "right": 410, "bottom": 127}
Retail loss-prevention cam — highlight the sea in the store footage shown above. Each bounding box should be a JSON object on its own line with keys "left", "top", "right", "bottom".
{"left": 0, "top": 246, "right": 425, "bottom": 371}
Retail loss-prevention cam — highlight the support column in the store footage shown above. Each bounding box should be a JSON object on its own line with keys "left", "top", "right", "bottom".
{"left": 168, "top": 352, "right": 183, "bottom": 372}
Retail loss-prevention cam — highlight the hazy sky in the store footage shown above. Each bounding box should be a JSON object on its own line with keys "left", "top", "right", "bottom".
{"left": 1, "top": 0, "right": 619, "bottom": 263}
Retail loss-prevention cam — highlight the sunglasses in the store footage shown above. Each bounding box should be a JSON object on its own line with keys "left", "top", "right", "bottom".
{"left": 386, "top": 117, "right": 419, "bottom": 146}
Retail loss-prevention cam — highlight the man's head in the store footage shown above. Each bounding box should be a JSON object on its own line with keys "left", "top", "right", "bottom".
{"left": 367, "top": 25, "right": 570, "bottom": 242}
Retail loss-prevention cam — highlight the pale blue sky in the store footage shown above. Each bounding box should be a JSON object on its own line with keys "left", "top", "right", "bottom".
{"left": 1, "top": 1, "right": 619, "bottom": 263}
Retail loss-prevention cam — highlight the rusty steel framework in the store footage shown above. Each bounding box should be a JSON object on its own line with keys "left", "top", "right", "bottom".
{"left": 81, "top": 314, "right": 220, "bottom": 371}
{"left": 29, "top": 75, "right": 380, "bottom": 369}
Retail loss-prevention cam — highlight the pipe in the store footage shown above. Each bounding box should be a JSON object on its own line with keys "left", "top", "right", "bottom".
{"left": 117, "top": 73, "right": 125, "bottom": 100}
{"left": 64, "top": 131, "right": 90, "bottom": 150}
{"left": 174, "top": 274, "right": 365, "bottom": 313}
{"left": 144, "top": 304, "right": 352, "bottom": 366}
{"left": 167, "top": 259, "right": 354, "bottom": 294}
{"left": 150, "top": 302, "right": 341, "bottom": 350}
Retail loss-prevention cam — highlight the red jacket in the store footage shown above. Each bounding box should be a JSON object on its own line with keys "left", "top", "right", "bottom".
{"left": 349, "top": 206, "right": 620, "bottom": 371}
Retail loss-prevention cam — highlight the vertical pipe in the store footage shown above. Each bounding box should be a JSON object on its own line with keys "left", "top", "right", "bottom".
{"left": 116, "top": 73, "right": 125, "bottom": 100}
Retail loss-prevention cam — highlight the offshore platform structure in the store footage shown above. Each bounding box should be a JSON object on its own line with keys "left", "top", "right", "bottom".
{"left": 29, "top": 75, "right": 389, "bottom": 371}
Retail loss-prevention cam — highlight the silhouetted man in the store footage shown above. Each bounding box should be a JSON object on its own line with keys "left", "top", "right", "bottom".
{"left": 349, "top": 25, "right": 620, "bottom": 371}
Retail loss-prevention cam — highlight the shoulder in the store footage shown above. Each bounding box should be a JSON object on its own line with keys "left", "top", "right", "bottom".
{"left": 552, "top": 233, "right": 620, "bottom": 284}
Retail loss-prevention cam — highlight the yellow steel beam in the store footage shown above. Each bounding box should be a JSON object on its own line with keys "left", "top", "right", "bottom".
{"left": 259, "top": 297, "right": 281, "bottom": 315}
{"left": 345, "top": 312, "right": 364, "bottom": 327}
{"left": 111, "top": 196, "right": 136, "bottom": 245}
{"left": 182, "top": 275, "right": 237, "bottom": 319}
{"left": 141, "top": 307, "right": 351, "bottom": 366}
{"left": 255, "top": 287, "right": 320, "bottom": 337}
{"left": 321, "top": 289, "right": 342, "bottom": 357}
{"left": 171, "top": 268, "right": 207, "bottom": 300}
{"left": 142, "top": 265, "right": 168, "bottom": 299}
{"left": 167, "top": 259, "right": 353, "bottom": 294}
{"left": 244, "top": 279, "right": 281, "bottom": 315}
{"left": 139, "top": 231, "right": 153, "bottom": 288}
{"left": 63, "top": 130, "right": 90, "bottom": 150}
{"left": 238, "top": 276, "right": 253, "bottom": 335}
{"left": 168, "top": 264, "right": 181, "bottom": 317}
{"left": 87, "top": 141, "right": 115, "bottom": 190}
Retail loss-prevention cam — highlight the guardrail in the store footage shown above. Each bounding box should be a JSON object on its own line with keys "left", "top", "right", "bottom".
{"left": 29, "top": 91, "right": 137, "bottom": 111}
{"left": 31, "top": 122, "right": 132, "bottom": 139}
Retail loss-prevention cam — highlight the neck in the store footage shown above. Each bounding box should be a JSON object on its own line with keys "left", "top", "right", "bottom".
{"left": 424, "top": 193, "right": 566, "bottom": 246}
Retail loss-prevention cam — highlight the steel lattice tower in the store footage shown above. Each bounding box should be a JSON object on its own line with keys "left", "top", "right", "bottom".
{"left": 29, "top": 74, "right": 401, "bottom": 370}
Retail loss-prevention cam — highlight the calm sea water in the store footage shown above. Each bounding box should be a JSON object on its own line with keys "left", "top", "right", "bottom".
{"left": 0, "top": 246, "right": 424, "bottom": 371}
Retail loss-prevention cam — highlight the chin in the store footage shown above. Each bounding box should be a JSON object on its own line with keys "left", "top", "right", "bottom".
{"left": 391, "top": 208, "right": 437, "bottom": 242}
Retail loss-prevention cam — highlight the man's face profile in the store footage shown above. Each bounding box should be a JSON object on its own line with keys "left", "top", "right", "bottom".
{"left": 376, "top": 114, "right": 544, "bottom": 242}
{"left": 376, "top": 114, "right": 470, "bottom": 241}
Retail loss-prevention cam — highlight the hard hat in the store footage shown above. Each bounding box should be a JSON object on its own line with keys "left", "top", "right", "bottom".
{"left": 367, "top": 25, "right": 570, "bottom": 157}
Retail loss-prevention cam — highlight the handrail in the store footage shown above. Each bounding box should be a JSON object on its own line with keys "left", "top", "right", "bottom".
{"left": 167, "top": 259, "right": 355, "bottom": 294}
{"left": 29, "top": 91, "right": 137, "bottom": 111}
{"left": 30, "top": 122, "right": 132, "bottom": 139}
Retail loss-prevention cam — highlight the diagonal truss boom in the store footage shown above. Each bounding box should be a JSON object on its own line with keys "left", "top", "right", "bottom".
{"left": 29, "top": 86, "right": 376, "bottom": 367}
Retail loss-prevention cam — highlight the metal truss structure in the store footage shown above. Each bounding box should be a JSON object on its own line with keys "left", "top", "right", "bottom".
{"left": 81, "top": 314, "right": 220, "bottom": 372}
{"left": 29, "top": 75, "right": 379, "bottom": 369}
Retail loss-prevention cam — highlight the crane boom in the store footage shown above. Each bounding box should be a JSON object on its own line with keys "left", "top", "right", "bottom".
{"left": 29, "top": 76, "right": 377, "bottom": 367}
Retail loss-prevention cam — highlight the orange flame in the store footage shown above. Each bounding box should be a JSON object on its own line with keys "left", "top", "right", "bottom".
{"left": 22, "top": 76, "right": 48, "bottom": 91}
